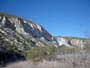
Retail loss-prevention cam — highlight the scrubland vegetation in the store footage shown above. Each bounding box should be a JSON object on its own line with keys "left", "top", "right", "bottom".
{"left": 4, "top": 43, "right": 90, "bottom": 68}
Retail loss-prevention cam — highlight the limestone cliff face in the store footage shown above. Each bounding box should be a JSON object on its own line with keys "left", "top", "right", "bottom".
{"left": 55, "top": 36, "right": 90, "bottom": 48}
{"left": 0, "top": 12, "right": 54, "bottom": 42}
{"left": 0, "top": 12, "right": 58, "bottom": 52}
{"left": 0, "top": 12, "right": 89, "bottom": 50}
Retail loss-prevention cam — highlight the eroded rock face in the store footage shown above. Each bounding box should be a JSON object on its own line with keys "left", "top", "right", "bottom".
{"left": 0, "top": 12, "right": 58, "bottom": 51}
{"left": 56, "top": 37, "right": 70, "bottom": 47}
{"left": 70, "top": 39, "right": 85, "bottom": 48}
{"left": 1, "top": 12, "right": 89, "bottom": 49}
{"left": 55, "top": 37, "right": 90, "bottom": 48}
{"left": 0, "top": 13, "right": 54, "bottom": 42}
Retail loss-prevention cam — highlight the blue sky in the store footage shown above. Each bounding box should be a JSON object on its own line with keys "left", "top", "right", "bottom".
{"left": 0, "top": 0, "right": 90, "bottom": 38}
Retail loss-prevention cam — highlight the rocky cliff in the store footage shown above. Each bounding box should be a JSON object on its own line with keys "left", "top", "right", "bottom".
{"left": 0, "top": 12, "right": 90, "bottom": 67}
{"left": 0, "top": 12, "right": 54, "bottom": 41}
{"left": 0, "top": 12, "right": 58, "bottom": 52}
{"left": 0, "top": 12, "right": 59, "bottom": 66}
{"left": 0, "top": 12, "right": 90, "bottom": 51}
{"left": 55, "top": 36, "right": 90, "bottom": 49}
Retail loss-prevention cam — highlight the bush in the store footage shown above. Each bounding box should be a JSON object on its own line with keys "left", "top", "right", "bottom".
{"left": 57, "top": 45, "right": 80, "bottom": 54}
{"left": 83, "top": 45, "right": 90, "bottom": 52}
{"left": 25, "top": 46, "right": 48, "bottom": 61}
{"left": 47, "top": 46, "right": 57, "bottom": 55}
{"left": 25, "top": 46, "right": 58, "bottom": 61}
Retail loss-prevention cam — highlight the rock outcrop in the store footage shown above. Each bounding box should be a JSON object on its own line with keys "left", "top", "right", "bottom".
{"left": 0, "top": 12, "right": 90, "bottom": 50}
{"left": 0, "top": 12, "right": 54, "bottom": 41}
{"left": 0, "top": 12, "right": 59, "bottom": 53}
{"left": 55, "top": 36, "right": 90, "bottom": 48}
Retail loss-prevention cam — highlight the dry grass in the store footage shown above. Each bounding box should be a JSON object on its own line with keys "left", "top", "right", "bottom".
{"left": 4, "top": 52, "right": 90, "bottom": 68}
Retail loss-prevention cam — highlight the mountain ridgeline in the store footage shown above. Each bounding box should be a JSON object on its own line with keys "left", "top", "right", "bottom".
{"left": 0, "top": 12, "right": 54, "bottom": 41}
{"left": 0, "top": 12, "right": 90, "bottom": 51}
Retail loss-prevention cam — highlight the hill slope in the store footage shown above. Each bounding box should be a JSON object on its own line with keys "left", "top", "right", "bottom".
{"left": 0, "top": 12, "right": 90, "bottom": 67}
{"left": 0, "top": 12, "right": 58, "bottom": 51}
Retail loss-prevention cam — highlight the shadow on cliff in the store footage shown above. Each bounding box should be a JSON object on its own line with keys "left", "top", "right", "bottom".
{"left": 0, "top": 49, "right": 26, "bottom": 67}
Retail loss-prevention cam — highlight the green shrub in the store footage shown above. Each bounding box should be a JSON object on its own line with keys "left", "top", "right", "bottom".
{"left": 83, "top": 45, "right": 90, "bottom": 52}
{"left": 47, "top": 46, "right": 57, "bottom": 55}
{"left": 25, "top": 46, "right": 58, "bottom": 61}
{"left": 57, "top": 45, "right": 80, "bottom": 54}
{"left": 25, "top": 46, "right": 48, "bottom": 61}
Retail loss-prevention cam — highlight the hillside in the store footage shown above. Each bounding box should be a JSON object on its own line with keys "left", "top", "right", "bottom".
{"left": 0, "top": 12, "right": 58, "bottom": 50}
{"left": 0, "top": 12, "right": 90, "bottom": 67}
{"left": 0, "top": 12, "right": 58, "bottom": 66}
